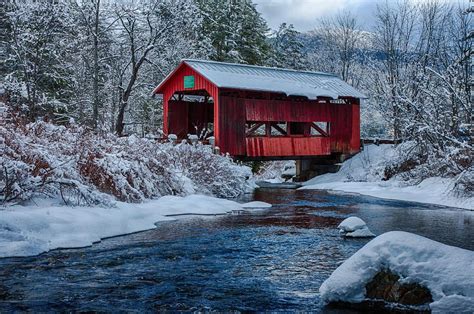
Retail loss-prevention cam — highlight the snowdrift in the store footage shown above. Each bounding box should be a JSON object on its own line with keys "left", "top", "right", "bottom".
{"left": 0, "top": 195, "right": 271, "bottom": 258}
{"left": 320, "top": 231, "right": 474, "bottom": 313}
{"left": 301, "top": 144, "right": 474, "bottom": 210}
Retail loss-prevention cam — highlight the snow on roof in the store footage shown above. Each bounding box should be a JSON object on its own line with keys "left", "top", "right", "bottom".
{"left": 156, "top": 59, "right": 367, "bottom": 100}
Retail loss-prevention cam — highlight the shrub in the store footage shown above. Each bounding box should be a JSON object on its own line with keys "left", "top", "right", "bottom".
{"left": 0, "top": 119, "right": 249, "bottom": 206}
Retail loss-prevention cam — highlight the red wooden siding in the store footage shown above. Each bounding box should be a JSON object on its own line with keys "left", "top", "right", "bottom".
{"left": 329, "top": 101, "right": 360, "bottom": 154}
{"left": 246, "top": 137, "right": 331, "bottom": 157}
{"left": 350, "top": 102, "right": 361, "bottom": 153}
{"left": 168, "top": 100, "right": 188, "bottom": 138}
{"left": 245, "top": 99, "right": 332, "bottom": 122}
{"left": 218, "top": 96, "right": 246, "bottom": 156}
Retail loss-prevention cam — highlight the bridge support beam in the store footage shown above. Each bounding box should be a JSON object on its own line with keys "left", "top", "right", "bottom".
{"left": 293, "top": 154, "right": 353, "bottom": 182}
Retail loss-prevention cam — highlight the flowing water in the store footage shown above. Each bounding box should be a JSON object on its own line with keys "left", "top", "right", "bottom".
{"left": 0, "top": 189, "right": 473, "bottom": 312}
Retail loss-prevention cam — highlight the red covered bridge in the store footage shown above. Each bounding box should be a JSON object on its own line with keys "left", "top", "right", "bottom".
{"left": 153, "top": 60, "right": 365, "bottom": 177}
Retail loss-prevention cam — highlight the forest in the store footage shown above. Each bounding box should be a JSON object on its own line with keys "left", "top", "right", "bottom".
{"left": 0, "top": 0, "right": 472, "bottom": 204}
{"left": 1, "top": 2, "right": 474, "bottom": 311}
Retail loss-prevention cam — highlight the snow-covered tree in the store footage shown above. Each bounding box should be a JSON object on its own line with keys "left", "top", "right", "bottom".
{"left": 309, "top": 10, "right": 363, "bottom": 81}
{"left": 269, "top": 23, "right": 307, "bottom": 70}
{"left": 197, "top": 0, "right": 270, "bottom": 65}
{"left": 113, "top": 0, "right": 210, "bottom": 136}
{"left": 3, "top": 1, "right": 79, "bottom": 121}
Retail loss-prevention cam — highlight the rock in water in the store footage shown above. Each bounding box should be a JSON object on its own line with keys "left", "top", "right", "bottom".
{"left": 338, "top": 216, "right": 375, "bottom": 238}
{"left": 365, "top": 270, "right": 433, "bottom": 306}
{"left": 338, "top": 216, "right": 367, "bottom": 232}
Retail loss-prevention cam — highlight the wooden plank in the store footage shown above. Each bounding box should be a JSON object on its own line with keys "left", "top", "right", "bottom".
{"left": 245, "top": 137, "right": 331, "bottom": 157}
{"left": 245, "top": 98, "right": 332, "bottom": 122}
{"left": 246, "top": 122, "right": 264, "bottom": 136}
{"left": 271, "top": 123, "right": 287, "bottom": 135}
{"left": 218, "top": 95, "right": 246, "bottom": 156}
{"left": 310, "top": 122, "right": 329, "bottom": 137}
{"left": 265, "top": 123, "right": 271, "bottom": 137}
{"left": 168, "top": 100, "right": 188, "bottom": 138}
{"left": 350, "top": 102, "right": 361, "bottom": 153}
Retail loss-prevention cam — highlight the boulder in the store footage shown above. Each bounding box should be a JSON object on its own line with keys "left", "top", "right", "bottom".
{"left": 338, "top": 216, "right": 375, "bottom": 238}
{"left": 366, "top": 270, "right": 433, "bottom": 306}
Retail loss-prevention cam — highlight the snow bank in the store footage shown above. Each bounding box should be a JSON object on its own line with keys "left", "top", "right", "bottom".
{"left": 337, "top": 217, "right": 375, "bottom": 238}
{"left": 0, "top": 195, "right": 266, "bottom": 258}
{"left": 320, "top": 231, "right": 474, "bottom": 312}
{"left": 300, "top": 145, "right": 474, "bottom": 210}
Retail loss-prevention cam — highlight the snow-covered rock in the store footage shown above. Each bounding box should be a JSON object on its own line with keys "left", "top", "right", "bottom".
{"left": 337, "top": 217, "right": 375, "bottom": 238}
{"left": 344, "top": 228, "right": 375, "bottom": 238}
{"left": 320, "top": 231, "right": 474, "bottom": 313}
{"left": 241, "top": 201, "right": 272, "bottom": 209}
{"left": 338, "top": 216, "right": 367, "bottom": 232}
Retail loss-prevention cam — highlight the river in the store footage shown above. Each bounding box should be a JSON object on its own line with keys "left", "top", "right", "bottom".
{"left": 0, "top": 189, "right": 473, "bottom": 312}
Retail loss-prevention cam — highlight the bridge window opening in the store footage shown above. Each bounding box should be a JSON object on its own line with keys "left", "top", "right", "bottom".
{"left": 288, "top": 122, "right": 308, "bottom": 136}
{"left": 246, "top": 122, "right": 288, "bottom": 137}
{"left": 168, "top": 91, "right": 214, "bottom": 141}
{"left": 310, "top": 122, "right": 329, "bottom": 137}
{"left": 271, "top": 123, "right": 287, "bottom": 136}
{"left": 245, "top": 122, "right": 330, "bottom": 138}
{"left": 246, "top": 122, "right": 266, "bottom": 136}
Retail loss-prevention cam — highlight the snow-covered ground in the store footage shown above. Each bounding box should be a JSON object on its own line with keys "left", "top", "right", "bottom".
{"left": 0, "top": 195, "right": 271, "bottom": 258}
{"left": 300, "top": 145, "right": 474, "bottom": 210}
{"left": 320, "top": 231, "right": 474, "bottom": 313}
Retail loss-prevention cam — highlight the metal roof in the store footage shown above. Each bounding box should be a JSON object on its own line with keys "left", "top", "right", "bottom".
{"left": 178, "top": 59, "right": 366, "bottom": 99}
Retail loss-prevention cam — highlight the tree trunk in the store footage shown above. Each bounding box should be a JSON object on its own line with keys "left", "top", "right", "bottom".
{"left": 115, "top": 101, "right": 127, "bottom": 136}
{"left": 92, "top": 0, "right": 100, "bottom": 129}
{"left": 115, "top": 45, "right": 154, "bottom": 136}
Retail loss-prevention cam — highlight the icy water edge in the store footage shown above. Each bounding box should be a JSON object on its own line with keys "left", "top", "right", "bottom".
{"left": 0, "top": 189, "right": 473, "bottom": 312}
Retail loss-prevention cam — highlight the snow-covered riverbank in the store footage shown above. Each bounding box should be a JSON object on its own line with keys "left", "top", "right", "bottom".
{"left": 0, "top": 195, "right": 270, "bottom": 258}
{"left": 300, "top": 145, "right": 473, "bottom": 210}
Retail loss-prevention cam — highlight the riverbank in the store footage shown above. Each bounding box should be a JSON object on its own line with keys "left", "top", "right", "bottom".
{"left": 0, "top": 195, "right": 269, "bottom": 258}
{"left": 300, "top": 145, "right": 473, "bottom": 210}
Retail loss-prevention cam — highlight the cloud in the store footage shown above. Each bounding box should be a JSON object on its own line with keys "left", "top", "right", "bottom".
{"left": 254, "top": 0, "right": 367, "bottom": 31}
{"left": 254, "top": 0, "right": 461, "bottom": 32}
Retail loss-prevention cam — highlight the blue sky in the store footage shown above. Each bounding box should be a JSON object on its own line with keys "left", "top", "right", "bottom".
{"left": 254, "top": 0, "right": 464, "bottom": 31}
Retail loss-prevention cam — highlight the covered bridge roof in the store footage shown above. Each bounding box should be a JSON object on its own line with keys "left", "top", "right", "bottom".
{"left": 154, "top": 59, "right": 366, "bottom": 100}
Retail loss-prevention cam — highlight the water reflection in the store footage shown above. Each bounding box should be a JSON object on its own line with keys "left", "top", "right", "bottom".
{"left": 0, "top": 189, "right": 472, "bottom": 312}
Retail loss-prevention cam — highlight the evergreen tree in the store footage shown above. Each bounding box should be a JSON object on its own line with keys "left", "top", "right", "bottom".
{"left": 269, "top": 23, "right": 307, "bottom": 69}
{"left": 197, "top": 0, "right": 270, "bottom": 65}
{"left": 3, "top": 2, "right": 79, "bottom": 121}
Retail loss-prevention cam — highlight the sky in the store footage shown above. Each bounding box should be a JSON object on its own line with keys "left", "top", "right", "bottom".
{"left": 253, "top": 0, "right": 464, "bottom": 32}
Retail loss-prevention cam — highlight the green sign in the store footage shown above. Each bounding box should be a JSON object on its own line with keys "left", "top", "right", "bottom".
{"left": 184, "top": 75, "right": 195, "bottom": 88}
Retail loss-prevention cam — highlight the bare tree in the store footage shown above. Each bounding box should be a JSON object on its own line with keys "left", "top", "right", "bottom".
{"left": 316, "top": 10, "right": 361, "bottom": 81}
{"left": 114, "top": 1, "right": 177, "bottom": 136}
{"left": 374, "top": 0, "right": 417, "bottom": 139}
